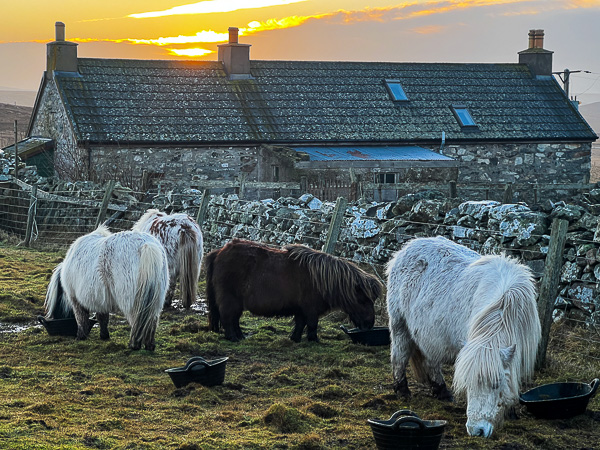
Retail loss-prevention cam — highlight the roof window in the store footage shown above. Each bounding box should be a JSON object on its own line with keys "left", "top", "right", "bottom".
{"left": 451, "top": 105, "right": 478, "bottom": 129}
{"left": 384, "top": 79, "right": 408, "bottom": 102}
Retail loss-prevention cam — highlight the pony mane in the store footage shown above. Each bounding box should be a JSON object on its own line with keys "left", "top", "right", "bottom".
{"left": 284, "top": 244, "right": 382, "bottom": 308}
{"left": 133, "top": 209, "right": 163, "bottom": 230}
{"left": 453, "top": 255, "right": 540, "bottom": 398}
{"left": 94, "top": 224, "right": 112, "bottom": 237}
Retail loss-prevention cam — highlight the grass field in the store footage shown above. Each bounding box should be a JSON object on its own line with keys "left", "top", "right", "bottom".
{"left": 1, "top": 242, "right": 599, "bottom": 449}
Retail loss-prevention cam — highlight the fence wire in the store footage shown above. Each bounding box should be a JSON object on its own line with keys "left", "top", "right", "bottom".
{"left": 0, "top": 180, "right": 598, "bottom": 365}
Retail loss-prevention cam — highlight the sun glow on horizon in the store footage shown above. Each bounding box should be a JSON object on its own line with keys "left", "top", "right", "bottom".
{"left": 9, "top": 0, "right": 600, "bottom": 59}
{"left": 167, "top": 48, "right": 214, "bottom": 56}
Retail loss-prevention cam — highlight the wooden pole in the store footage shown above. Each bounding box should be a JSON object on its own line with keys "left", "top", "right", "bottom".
{"left": 141, "top": 170, "right": 149, "bottom": 192}
{"left": 322, "top": 196, "right": 348, "bottom": 255}
{"left": 94, "top": 180, "right": 116, "bottom": 229}
{"left": 13, "top": 120, "right": 18, "bottom": 179}
{"left": 300, "top": 176, "right": 307, "bottom": 194}
{"left": 24, "top": 184, "right": 38, "bottom": 247}
{"left": 535, "top": 218, "right": 569, "bottom": 370}
{"left": 196, "top": 189, "right": 210, "bottom": 227}
{"left": 449, "top": 181, "right": 457, "bottom": 199}
{"left": 503, "top": 183, "right": 513, "bottom": 204}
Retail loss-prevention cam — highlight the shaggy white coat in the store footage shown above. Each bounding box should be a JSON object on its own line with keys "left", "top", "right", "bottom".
{"left": 133, "top": 209, "right": 203, "bottom": 308}
{"left": 45, "top": 226, "right": 168, "bottom": 350}
{"left": 386, "top": 236, "right": 541, "bottom": 438}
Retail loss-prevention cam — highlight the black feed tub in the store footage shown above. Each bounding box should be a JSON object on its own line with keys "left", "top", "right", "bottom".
{"left": 519, "top": 378, "right": 599, "bottom": 419}
{"left": 165, "top": 356, "right": 228, "bottom": 388}
{"left": 37, "top": 316, "right": 96, "bottom": 337}
{"left": 368, "top": 410, "right": 447, "bottom": 450}
{"left": 341, "top": 325, "right": 390, "bottom": 346}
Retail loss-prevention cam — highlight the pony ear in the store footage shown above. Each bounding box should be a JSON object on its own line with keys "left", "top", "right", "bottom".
{"left": 500, "top": 344, "right": 516, "bottom": 365}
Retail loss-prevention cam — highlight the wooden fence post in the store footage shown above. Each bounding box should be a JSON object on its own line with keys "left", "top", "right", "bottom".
{"left": 95, "top": 180, "right": 116, "bottom": 229}
{"left": 503, "top": 183, "right": 513, "bottom": 204}
{"left": 536, "top": 218, "right": 569, "bottom": 370}
{"left": 196, "top": 189, "right": 211, "bottom": 227}
{"left": 141, "top": 170, "right": 149, "bottom": 193}
{"left": 322, "top": 196, "right": 348, "bottom": 255}
{"left": 449, "top": 181, "right": 457, "bottom": 199}
{"left": 24, "top": 184, "right": 38, "bottom": 247}
{"left": 300, "top": 176, "right": 308, "bottom": 194}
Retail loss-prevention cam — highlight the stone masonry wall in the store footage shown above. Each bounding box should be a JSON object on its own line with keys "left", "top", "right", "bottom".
{"left": 29, "top": 80, "right": 83, "bottom": 180}
{"left": 442, "top": 142, "right": 592, "bottom": 203}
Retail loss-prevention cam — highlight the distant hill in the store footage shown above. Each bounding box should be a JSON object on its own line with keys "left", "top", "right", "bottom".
{"left": 0, "top": 89, "right": 37, "bottom": 108}
{"left": 579, "top": 101, "right": 600, "bottom": 136}
{"left": 0, "top": 103, "right": 33, "bottom": 149}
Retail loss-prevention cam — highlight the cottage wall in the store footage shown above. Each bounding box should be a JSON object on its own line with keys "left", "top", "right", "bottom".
{"left": 441, "top": 141, "right": 592, "bottom": 202}
{"left": 89, "top": 144, "right": 263, "bottom": 190}
{"left": 29, "top": 80, "right": 83, "bottom": 180}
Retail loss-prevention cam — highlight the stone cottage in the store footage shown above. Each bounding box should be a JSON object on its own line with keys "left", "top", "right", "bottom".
{"left": 27, "top": 23, "right": 596, "bottom": 201}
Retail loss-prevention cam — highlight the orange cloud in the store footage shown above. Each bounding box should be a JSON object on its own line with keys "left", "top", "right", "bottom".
{"left": 13, "top": 0, "right": 598, "bottom": 57}
{"left": 129, "top": 31, "right": 228, "bottom": 46}
{"left": 129, "top": 0, "right": 307, "bottom": 19}
{"left": 411, "top": 25, "right": 447, "bottom": 34}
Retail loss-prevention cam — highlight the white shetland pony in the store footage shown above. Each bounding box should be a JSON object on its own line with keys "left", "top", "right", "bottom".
{"left": 44, "top": 226, "right": 169, "bottom": 351}
{"left": 133, "top": 209, "right": 203, "bottom": 309}
{"left": 386, "top": 236, "right": 540, "bottom": 438}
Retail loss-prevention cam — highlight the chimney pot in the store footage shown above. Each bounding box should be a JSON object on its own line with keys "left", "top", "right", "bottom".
{"left": 519, "top": 29, "right": 552, "bottom": 77}
{"left": 229, "top": 27, "right": 239, "bottom": 44}
{"left": 46, "top": 22, "right": 78, "bottom": 78}
{"left": 528, "top": 29, "right": 544, "bottom": 49}
{"left": 55, "top": 22, "right": 65, "bottom": 41}
{"left": 218, "top": 27, "right": 252, "bottom": 79}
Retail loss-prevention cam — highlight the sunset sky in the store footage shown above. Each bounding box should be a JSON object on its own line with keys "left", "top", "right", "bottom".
{"left": 1, "top": 0, "right": 600, "bottom": 102}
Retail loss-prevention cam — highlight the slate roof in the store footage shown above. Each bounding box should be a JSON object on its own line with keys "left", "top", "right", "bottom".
{"left": 2, "top": 137, "right": 53, "bottom": 157}
{"left": 52, "top": 58, "right": 597, "bottom": 144}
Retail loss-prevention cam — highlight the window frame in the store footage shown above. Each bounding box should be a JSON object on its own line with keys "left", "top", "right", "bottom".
{"left": 384, "top": 79, "right": 409, "bottom": 102}
{"left": 450, "top": 104, "right": 479, "bottom": 131}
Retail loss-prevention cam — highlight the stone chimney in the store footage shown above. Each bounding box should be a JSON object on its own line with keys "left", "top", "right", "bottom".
{"left": 518, "top": 29, "right": 553, "bottom": 78}
{"left": 46, "top": 22, "right": 78, "bottom": 78}
{"left": 217, "top": 27, "right": 252, "bottom": 80}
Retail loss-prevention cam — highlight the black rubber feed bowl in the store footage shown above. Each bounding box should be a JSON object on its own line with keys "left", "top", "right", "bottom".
{"left": 37, "top": 316, "right": 97, "bottom": 337}
{"left": 341, "top": 325, "right": 390, "bottom": 346}
{"left": 368, "top": 410, "right": 447, "bottom": 450}
{"left": 519, "top": 378, "right": 599, "bottom": 419}
{"left": 165, "top": 356, "right": 228, "bottom": 388}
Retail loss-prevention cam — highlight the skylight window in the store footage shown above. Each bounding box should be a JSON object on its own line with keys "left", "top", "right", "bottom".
{"left": 451, "top": 105, "right": 478, "bottom": 129}
{"left": 384, "top": 79, "right": 408, "bottom": 102}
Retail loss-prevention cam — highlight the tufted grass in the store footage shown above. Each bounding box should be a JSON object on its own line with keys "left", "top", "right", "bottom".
{"left": 0, "top": 243, "right": 599, "bottom": 449}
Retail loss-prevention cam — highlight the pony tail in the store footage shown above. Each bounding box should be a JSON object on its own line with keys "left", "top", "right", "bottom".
{"left": 44, "top": 264, "right": 71, "bottom": 319}
{"left": 205, "top": 249, "right": 220, "bottom": 332}
{"left": 130, "top": 242, "right": 168, "bottom": 349}
{"left": 178, "top": 230, "right": 200, "bottom": 309}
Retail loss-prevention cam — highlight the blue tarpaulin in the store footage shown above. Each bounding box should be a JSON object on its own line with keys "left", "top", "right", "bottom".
{"left": 295, "top": 146, "right": 453, "bottom": 162}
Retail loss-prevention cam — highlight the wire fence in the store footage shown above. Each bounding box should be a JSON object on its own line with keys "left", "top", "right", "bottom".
{"left": 1, "top": 178, "right": 599, "bottom": 364}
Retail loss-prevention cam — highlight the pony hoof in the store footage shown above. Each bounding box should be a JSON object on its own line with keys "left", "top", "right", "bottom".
{"left": 393, "top": 378, "right": 411, "bottom": 398}
{"left": 432, "top": 382, "right": 453, "bottom": 401}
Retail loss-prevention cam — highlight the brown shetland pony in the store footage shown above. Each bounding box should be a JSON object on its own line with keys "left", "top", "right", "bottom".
{"left": 205, "top": 239, "right": 382, "bottom": 342}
